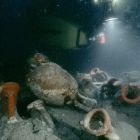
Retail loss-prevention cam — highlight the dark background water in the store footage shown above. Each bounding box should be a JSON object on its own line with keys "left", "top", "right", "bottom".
{"left": 1, "top": 0, "right": 140, "bottom": 82}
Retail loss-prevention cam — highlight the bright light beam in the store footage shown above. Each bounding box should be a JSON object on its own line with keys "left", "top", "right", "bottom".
{"left": 94, "top": 0, "right": 99, "bottom": 4}
{"left": 113, "top": 0, "right": 120, "bottom": 5}
{"left": 113, "top": 0, "right": 119, "bottom": 3}
{"left": 105, "top": 17, "right": 118, "bottom": 22}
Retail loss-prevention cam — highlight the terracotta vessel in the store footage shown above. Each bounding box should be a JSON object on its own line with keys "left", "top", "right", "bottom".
{"left": 0, "top": 82, "right": 20, "bottom": 119}
{"left": 82, "top": 108, "right": 112, "bottom": 136}
{"left": 120, "top": 84, "right": 140, "bottom": 104}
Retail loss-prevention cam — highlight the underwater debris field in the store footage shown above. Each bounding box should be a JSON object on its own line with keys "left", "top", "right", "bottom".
{"left": 0, "top": 53, "right": 139, "bottom": 140}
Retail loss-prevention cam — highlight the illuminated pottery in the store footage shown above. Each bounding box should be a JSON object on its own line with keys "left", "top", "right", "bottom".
{"left": 81, "top": 108, "right": 112, "bottom": 136}
{"left": 27, "top": 62, "right": 78, "bottom": 106}
{"left": 123, "top": 71, "right": 140, "bottom": 83}
{"left": 120, "top": 84, "right": 140, "bottom": 104}
{"left": 81, "top": 108, "right": 120, "bottom": 140}
{"left": 0, "top": 82, "right": 20, "bottom": 120}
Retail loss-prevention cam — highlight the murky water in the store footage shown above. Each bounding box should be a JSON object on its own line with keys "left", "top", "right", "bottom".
{"left": 0, "top": 0, "right": 140, "bottom": 139}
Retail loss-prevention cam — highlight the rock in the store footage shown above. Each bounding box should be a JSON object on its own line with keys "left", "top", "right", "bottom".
{"left": 47, "top": 106, "right": 85, "bottom": 132}
{"left": 0, "top": 100, "right": 61, "bottom": 140}
{"left": 46, "top": 105, "right": 139, "bottom": 140}
{"left": 0, "top": 117, "right": 60, "bottom": 140}
{"left": 9, "top": 120, "right": 60, "bottom": 140}
{"left": 114, "top": 121, "right": 139, "bottom": 140}
{"left": 46, "top": 106, "right": 97, "bottom": 140}
{"left": 123, "top": 71, "right": 140, "bottom": 82}
{"left": 0, "top": 101, "right": 139, "bottom": 140}
{"left": 27, "top": 100, "right": 55, "bottom": 129}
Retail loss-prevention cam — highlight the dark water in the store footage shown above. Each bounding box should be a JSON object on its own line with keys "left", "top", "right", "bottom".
{"left": 1, "top": 0, "right": 140, "bottom": 82}
{"left": 0, "top": 1, "right": 140, "bottom": 140}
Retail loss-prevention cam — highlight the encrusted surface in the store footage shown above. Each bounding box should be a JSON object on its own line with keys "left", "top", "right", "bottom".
{"left": 27, "top": 62, "right": 78, "bottom": 105}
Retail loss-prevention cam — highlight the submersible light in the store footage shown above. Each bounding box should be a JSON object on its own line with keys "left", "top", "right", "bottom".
{"left": 93, "top": 0, "right": 99, "bottom": 4}
{"left": 113, "top": 0, "right": 119, "bottom": 3}
{"left": 105, "top": 17, "right": 118, "bottom": 22}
